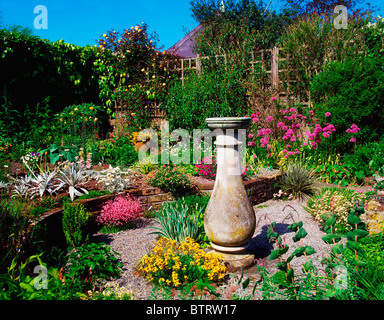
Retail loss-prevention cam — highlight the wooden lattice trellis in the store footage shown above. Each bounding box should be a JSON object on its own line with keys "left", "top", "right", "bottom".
{"left": 111, "top": 47, "right": 311, "bottom": 135}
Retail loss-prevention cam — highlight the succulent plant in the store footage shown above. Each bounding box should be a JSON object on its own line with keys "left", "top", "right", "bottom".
{"left": 11, "top": 175, "right": 32, "bottom": 198}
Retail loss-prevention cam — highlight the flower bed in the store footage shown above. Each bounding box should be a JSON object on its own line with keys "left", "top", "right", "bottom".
{"left": 36, "top": 170, "right": 280, "bottom": 248}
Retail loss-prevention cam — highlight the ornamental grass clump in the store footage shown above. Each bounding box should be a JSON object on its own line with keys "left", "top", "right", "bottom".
{"left": 278, "top": 162, "right": 317, "bottom": 200}
{"left": 138, "top": 237, "right": 226, "bottom": 288}
{"left": 97, "top": 195, "right": 143, "bottom": 232}
{"left": 149, "top": 201, "right": 202, "bottom": 244}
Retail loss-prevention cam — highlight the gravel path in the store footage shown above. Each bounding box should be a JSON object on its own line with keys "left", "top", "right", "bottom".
{"left": 92, "top": 198, "right": 331, "bottom": 300}
{"left": 91, "top": 218, "right": 158, "bottom": 300}
{"left": 250, "top": 198, "right": 331, "bottom": 271}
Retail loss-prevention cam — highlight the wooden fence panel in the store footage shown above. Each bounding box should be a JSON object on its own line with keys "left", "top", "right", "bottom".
{"left": 178, "top": 47, "right": 311, "bottom": 108}
{"left": 111, "top": 46, "right": 311, "bottom": 133}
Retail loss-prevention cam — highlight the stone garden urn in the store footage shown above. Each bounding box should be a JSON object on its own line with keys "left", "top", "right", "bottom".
{"left": 204, "top": 117, "right": 256, "bottom": 270}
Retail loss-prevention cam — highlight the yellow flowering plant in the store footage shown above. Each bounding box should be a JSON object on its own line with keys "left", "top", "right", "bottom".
{"left": 138, "top": 237, "right": 226, "bottom": 288}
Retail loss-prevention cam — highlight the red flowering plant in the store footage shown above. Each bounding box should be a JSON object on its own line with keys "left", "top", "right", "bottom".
{"left": 97, "top": 195, "right": 143, "bottom": 232}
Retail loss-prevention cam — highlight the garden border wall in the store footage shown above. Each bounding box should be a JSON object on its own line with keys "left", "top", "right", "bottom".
{"left": 37, "top": 172, "right": 281, "bottom": 247}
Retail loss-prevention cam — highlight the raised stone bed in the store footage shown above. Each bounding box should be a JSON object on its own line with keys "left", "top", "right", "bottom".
{"left": 36, "top": 172, "right": 280, "bottom": 248}
{"left": 37, "top": 187, "right": 175, "bottom": 248}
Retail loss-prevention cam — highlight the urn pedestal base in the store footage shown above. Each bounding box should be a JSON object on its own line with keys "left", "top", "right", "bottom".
{"left": 207, "top": 248, "right": 255, "bottom": 272}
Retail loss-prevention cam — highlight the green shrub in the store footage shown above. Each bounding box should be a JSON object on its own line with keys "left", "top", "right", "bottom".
{"left": 110, "top": 136, "right": 138, "bottom": 167}
{"left": 147, "top": 165, "right": 195, "bottom": 197}
{"left": 62, "top": 202, "right": 90, "bottom": 247}
{"left": 172, "top": 194, "right": 210, "bottom": 212}
{"left": 65, "top": 242, "right": 123, "bottom": 291}
{"left": 90, "top": 136, "right": 138, "bottom": 167}
{"left": 30, "top": 206, "right": 50, "bottom": 217}
{"left": 343, "top": 141, "right": 384, "bottom": 177}
{"left": 165, "top": 67, "right": 248, "bottom": 132}
{"left": 310, "top": 55, "right": 384, "bottom": 152}
{"left": 352, "top": 232, "right": 384, "bottom": 276}
{"left": 77, "top": 190, "right": 110, "bottom": 200}
{"left": 280, "top": 15, "right": 378, "bottom": 104}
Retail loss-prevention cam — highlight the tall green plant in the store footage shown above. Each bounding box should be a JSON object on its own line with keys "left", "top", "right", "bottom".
{"left": 279, "top": 14, "right": 370, "bottom": 101}
{"left": 192, "top": 0, "right": 289, "bottom": 56}
{"left": 62, "top": 202, "right": 90, "bottom": 247}
{"left": 310, "top": 55, "right": 384, "bottom": 152}
{"left": 166, "top": 67, "right": 248, "bottom": 132}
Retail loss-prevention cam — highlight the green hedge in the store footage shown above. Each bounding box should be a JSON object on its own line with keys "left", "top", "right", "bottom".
{"left": 311, "top": 55, "right": 384, "bottom": 152}
{"left": 0, "top": 29, "right": 113, "bottom": 141}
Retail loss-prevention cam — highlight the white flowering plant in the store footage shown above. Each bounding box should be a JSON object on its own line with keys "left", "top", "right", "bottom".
{"left": 95, "top": 165, "right": 131, "bottom": 193}
{"left": 303, "top": 187, "right": 366, "bottom": 234}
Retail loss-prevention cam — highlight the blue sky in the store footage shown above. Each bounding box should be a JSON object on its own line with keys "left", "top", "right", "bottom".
{"left": 0, "top": 0, "right": 383, "bottom": 50}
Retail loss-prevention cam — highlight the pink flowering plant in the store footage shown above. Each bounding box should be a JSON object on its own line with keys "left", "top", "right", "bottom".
{"left": 195, "top": 154, "right": 249, "bottom": 180}
{"left": 195, "top": 155, "right": 217, "bottom": 179}
{"left": 346, "top": 124, "right": 361, "bottom": 143}
{"left": 245, "top": 97, "right": 337, "bottom": 168}
{"left": 97, "top": 195, "right": 143, "bottom": 232}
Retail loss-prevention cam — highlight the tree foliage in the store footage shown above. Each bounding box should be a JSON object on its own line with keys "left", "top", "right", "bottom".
{"left": 279, "top": 14, "right": 381, "bottom": 102}
{"left": 283, "top": 0, "right": 379, "bottom": 18}
{"left": 191, "top": 0, "right": 292, "bottom": 57}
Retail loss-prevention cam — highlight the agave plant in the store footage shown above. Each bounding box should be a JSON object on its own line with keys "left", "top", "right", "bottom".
{"left": 29, "top": 170, "right": 64, "bottom": 199}
{"left": 148, "top": 201, "right": 202, "bottom": 243}
{"left": 278, "top": 162, "right": 317, "bottom": 201}
{"left": 57, "top": 163, "right": 89, "bottom": 201}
